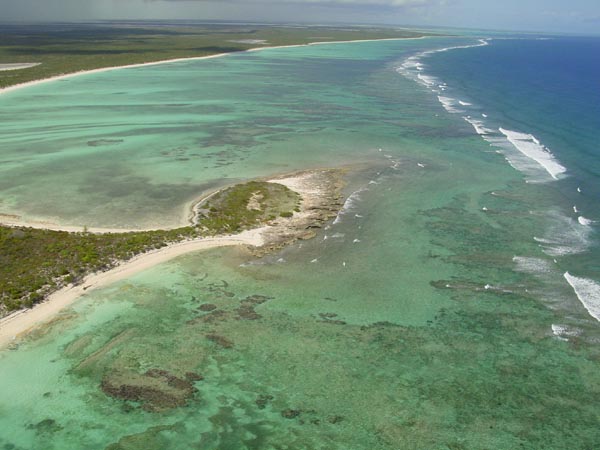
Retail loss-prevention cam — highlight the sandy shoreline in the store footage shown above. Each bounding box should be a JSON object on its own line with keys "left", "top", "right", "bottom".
{"left": 0, "top": 229, "right": 265, "bottom": 349}
{"left": 0, "top": 170, "right": 345, "bottom": 349}
{"left": 0, "top": 36, "right": 427, "bottom": 96}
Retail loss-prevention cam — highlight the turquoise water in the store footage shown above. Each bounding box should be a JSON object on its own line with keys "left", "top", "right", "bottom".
{"left": 1, "top": 37, "right": 599, "bottom": 449}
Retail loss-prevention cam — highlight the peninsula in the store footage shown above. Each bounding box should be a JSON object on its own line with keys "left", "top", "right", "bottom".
{"left": 0, "top": 169, "right": 347, "bottom": 348}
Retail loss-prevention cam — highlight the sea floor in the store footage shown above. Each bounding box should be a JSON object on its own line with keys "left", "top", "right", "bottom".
{"left": 0, "top": 37, "right": 599, "bottom": 449}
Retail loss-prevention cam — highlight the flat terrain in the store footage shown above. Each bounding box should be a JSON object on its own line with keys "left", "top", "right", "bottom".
{"left": 0, "top": 21, "right": 431, "bottom": 88}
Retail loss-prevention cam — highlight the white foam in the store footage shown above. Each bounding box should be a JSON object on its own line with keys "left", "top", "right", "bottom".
{"left": 564, "top": 272, "right": 600, "bottom": 322}
{"left": 541, "top": 211, "right": 592, "bottom": 256}
{"left": 551, "top": 324, "right": 581, "bottom": 339}
{"left": 437, "top": 95, "right": 463, "bottom": 113}
{"left": 417, "top": 73, "right": 437, "bottom": 87}
{"left": 499, "top": 128, "right": 566, "bottom": 180}
{"left": 332, "top": 187, "right": 367, "bottom": 225}
{"left": 513, "top": 256, "right": 555, "bottom": 275}
{"left": 398, "top": 39, "right": 570, "bottom": 184}
{"left": 397, "top": 39, "right": 490, "bottom": 91}
{"left": 463, "top": 116, "right": 494, "bottom": 135}
{"left": 578, "top": 216, "right": 593, "bottom": 226}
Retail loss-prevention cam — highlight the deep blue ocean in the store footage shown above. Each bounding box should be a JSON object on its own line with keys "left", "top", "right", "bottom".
{"left": 402, "top": 34, "right": 600, "bottom": 323}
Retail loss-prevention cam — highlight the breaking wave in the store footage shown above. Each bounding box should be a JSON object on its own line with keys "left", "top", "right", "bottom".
{"left": 564, "top": 272, "right": 600, "bottom": 322}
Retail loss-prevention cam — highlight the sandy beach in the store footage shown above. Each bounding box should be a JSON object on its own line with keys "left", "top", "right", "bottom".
{"left": 0, "top": 170, "right": 344, "bottom": 349}
{"left": 0, "top": 36, "right": 426, "bottom": 97}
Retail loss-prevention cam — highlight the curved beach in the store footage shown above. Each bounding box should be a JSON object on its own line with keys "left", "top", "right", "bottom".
{"left": 0, "top": 37, "right": 425, "bottom": 97}
{"left": 0, "top": 169, "right": 345, "bottom": 348}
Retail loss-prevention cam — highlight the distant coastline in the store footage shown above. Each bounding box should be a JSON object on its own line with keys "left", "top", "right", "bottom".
{"left": 0, "top": 36, "right": 428, "bottom": 96}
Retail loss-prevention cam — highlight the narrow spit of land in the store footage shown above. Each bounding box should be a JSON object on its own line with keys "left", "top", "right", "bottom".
{"left": 0, "top": 22, "right": 433, "bottom": 90}
{"left": 0, "top": 169, "right": 347, "bottom": 348}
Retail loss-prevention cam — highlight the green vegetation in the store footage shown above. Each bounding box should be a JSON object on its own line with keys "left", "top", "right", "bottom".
{"left": 0, "top": 22, "right": 432, "bottom": 89}
{"left": 0, "top": 181, "right": 298, "bottom": 313}
{"left": 197, "top": 180, "right": 300, "bottom": 233}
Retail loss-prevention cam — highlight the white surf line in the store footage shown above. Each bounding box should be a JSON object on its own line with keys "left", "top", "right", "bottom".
{"left": 564, "top": 272, "right": 600, "bottom": 322}
{"left": 0, "top": 228, "right": 265, "bottom": 349}
{"left": 0, "top": 36, "right": 430, "bottom": 96}
{"left": 499, "top": 128, "right": 566, "bottom": 180}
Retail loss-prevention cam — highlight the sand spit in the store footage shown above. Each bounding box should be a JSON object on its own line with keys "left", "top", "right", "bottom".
{"left": 0, "top": 36, "right": 427, "bottom": 96}
{"left": 0, "top": 63, "right": 41, "bottom": 72}
{"left": 0, "top": 170, "right": 345, "bottom": 349}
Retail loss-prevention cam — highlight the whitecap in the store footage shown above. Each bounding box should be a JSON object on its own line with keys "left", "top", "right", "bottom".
{"left": 512, "top": 256, "right": 555, "bottom": 275}
{"left": 397, "top": 39, "right": 490, "bottom": 86}
{"left": 564, "top": 272, "right": 600, "bottom": 322}
{"left": 332, "top": 187, "right": 367, "bottom": 225}
{"left": 437, "top": 95, "right": 463, "bottom": 113}
{"left": 463, "top": 116, "right": 494, "bottom": 135}
{"left": 551, "top": 324, "right": 581, "bottom": 339}
{"left": 417, "top": 73, "right": 437, "bottom": 87}
{"left": 532, "top": 211, "right": 592, "bottom": 257}
{"left": 498, "top": 128, "right": 566, "bottom": 180}
{"left": 458, "top": 100, "right": 472, "bottom": 106}
{"left": 578, "top": 216, "right": 593, "bottom": 226}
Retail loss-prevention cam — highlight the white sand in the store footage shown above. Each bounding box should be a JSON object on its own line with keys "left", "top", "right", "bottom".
{"left": 0, "top": 63, "right": 41, "bottom": 72}
{"left": 0, "top": 228, "right": 265, "bottom": 349}
{"left": 0, "top": 36, "right": 427, "bottom": 96}
{"left": 0, "top": 215, "right": 143, "bottom": 234}
{"left": 0, "top": 171, "right": 334, "bottom": 348}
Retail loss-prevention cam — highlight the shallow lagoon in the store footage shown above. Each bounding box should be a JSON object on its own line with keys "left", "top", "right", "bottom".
{"left": 0, "top": 38, "right": 599, "bottom": 449}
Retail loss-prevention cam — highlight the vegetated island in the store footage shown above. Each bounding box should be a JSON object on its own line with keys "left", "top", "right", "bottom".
{"left": 0, "top": 169, "right": 347, "bottom": 346}
{"left": 0, "top": 22, "right": 435, "bottom": 90}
